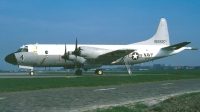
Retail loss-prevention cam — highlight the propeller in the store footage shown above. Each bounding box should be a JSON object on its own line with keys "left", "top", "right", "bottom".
{"left": 61, "top": 43, "right": 68, "bottom": 70}
{"left": 61, "top": 39, "right": 81, "bottom": 71}
{"left": 72, "top": 38, "right": 80, "bottom": 56}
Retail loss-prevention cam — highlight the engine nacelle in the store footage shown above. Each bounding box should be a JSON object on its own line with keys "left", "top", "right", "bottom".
{"left": 67, "top": 51, "right": 85, "bottom": 64}
{"left": 78, "top": 46, "right": 110, "bottom": 59}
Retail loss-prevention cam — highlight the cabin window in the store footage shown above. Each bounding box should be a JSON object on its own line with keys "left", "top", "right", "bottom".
{"left": 45, "top": 50, "right": 48, "bottom": 54}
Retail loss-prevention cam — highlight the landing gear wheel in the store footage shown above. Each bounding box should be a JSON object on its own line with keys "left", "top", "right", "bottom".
{"left": 75, "top": 69, "right": 82, "bottom": 75}
{"left": 95, "top": 69, "right": 103, "bottom": 75}
{"left": 29, "top": 71, "right": 34, "bottom": 76}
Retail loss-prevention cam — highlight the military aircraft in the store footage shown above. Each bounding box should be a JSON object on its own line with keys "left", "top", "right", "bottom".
{"left": 5, "top": 18, "right": 198, "bottom": 75}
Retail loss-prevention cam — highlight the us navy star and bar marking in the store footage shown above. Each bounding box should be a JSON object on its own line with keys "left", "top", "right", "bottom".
{"left": 132, "top": 52, "right": 139, "bottom": 60}
{"left": 128, "top": 52, "right": 142, "bottom": 60}
{"left": 128, "top": 52, "right": 153, "bottom": 60}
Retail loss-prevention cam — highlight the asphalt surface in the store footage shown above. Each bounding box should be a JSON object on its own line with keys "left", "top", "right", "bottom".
{"left": 0, "top": 73, "right": 200, "bottom": 112}
{"left": 0, "top": 72, "right": 79, "bottom": 78}
{"left": 0, "top": 72, "right": 171, "bottom": 78}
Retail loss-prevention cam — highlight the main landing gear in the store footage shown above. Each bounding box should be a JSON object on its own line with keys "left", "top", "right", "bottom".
{"left": 95, "top": 69, "right": 104, "bottom": 75}
{"left": 74, "top": 69, "right": 104, "bottom": 75}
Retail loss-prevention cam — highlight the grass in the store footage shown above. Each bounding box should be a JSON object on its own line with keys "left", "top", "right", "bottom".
{"left": 0, "top": 70, "right": 199, "bottom": 93}
{"left": 89, "top": 92, "right": 200, "bottom": 112}
{"left": 93, "top": 104, "right": 149, "bottom": 112}
{"left": 148, "top": 92, "right": 200, "bottom": 111}
{"left": 95, "top": 106, "right": 134, "bottom": 112}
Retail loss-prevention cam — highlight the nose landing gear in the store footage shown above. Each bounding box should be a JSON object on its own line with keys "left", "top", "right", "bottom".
{"left": 29, "top": 69, "right": 34, "bottom": 76}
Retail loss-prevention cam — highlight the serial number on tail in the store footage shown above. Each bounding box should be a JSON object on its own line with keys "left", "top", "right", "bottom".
{"left": 154, "top": 40, "right": 166, "bottom": 43}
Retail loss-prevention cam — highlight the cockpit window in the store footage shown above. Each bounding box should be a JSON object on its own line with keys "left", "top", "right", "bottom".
{"left": 16, "top": 48, "right": 23, "bottom": 52}
{"left": 16, "top": 46, "right": 28, "bottom": 52}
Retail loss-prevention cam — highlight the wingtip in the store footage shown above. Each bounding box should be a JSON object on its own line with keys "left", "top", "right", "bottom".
{"left": 191, "top": 47, "right": 198, "bottom": 50}
{"left": 185, "top": 47, "right": 198, "bottom": 50}
{"left": 185, "top": 41, "right": 191, "bottom": 44}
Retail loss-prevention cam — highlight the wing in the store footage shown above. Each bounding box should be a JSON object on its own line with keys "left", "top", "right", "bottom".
{"left": 76, "top": 46, "right": 135, "bottom": 64}
{"left": 95, "top": 49, "right": 135, "bottom": 64}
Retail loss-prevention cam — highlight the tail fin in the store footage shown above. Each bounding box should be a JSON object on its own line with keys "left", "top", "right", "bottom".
{"left": 132, "top": 18, "right": 170, "bottom": 46}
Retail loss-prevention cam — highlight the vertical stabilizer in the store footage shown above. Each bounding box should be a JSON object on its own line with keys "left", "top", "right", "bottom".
{"left": 132, "top": 18, "right": 170, "bottom": 46}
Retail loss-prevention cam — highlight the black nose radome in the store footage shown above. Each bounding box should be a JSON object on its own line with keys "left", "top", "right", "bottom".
{"left": 5, "top": 53, "right": 17, "bottom": 65}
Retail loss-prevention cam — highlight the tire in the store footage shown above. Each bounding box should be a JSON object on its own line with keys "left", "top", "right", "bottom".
{"left": 29, "top": 71, "right": 34, "bottom": 76}
{"left": 96, "top": 69, "right": 103, "bottom": 75}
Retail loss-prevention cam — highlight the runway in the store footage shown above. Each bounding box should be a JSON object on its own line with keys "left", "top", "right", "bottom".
{"left": 0, "top": 71, "right": 171, "bottom": 78}
{"left": 0, "top": 72, "right": 140, "bottom": 78}
{"left": 0, "top": 73, "right": 200, "bottom": 112}
{"left": 0, "top": 72, "right": 79, "bottom": 78}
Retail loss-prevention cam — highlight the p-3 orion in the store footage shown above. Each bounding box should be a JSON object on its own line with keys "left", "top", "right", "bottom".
{"left": 5, "top": 18, "right": 198, "bottom": 75}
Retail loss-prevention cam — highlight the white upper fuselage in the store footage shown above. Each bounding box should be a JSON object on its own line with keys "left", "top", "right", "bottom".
{"left": 29, "top": 44, "right": 164, "bottom": 55}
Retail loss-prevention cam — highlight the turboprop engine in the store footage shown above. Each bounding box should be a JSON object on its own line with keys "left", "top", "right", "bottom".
{"left": 61, "top": 43, "right": 85, "bottom": 65}
{"left": 67, "top": 51, "right": 85, "bottom": 63}
{"left": 61, "top": 39, "right": 110, "bottom": 70}
{"left": 76, "top": 46, "right": 110, "bottom": 59}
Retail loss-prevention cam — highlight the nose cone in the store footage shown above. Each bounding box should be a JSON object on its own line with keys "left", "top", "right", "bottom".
{"left": 5, "top": 53, "right": 17, "bottom": 65}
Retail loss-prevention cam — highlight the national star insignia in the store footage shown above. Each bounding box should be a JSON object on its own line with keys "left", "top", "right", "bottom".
{"left": 132, "top": 52, "right": 139, "bottom": 60}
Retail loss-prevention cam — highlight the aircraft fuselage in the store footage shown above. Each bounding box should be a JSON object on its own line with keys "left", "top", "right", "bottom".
{"left": 7, "top": 44, "right": 184, "bottom": 68}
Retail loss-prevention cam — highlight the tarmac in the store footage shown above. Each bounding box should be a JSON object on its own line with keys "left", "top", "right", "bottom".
{"left": 0, "top": 72, "right": 79, "bottom": 78}
{"left": 0, "top": 71, "right": 172, "bottom": 78}
{"left": 0, "top": 72, "right": 200, "bottom": 112}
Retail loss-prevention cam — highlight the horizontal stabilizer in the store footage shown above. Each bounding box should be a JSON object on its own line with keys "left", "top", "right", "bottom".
{"left": 184, "top": 47, "right": 198, "bottom": 50}
{"left": 191, "top": 47, "right": 198, "bottom": 50}
{"left": 162, "top": 42, "right": 191, "bottom": 50}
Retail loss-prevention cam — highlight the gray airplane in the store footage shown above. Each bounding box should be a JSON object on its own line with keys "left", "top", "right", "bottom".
{"left": 5, "top": 18, "right": 198, "bottom": 75}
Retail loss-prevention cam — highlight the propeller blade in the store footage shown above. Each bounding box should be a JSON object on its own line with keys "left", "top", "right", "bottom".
{"left": 72, "top": 38, "right": 79, "bottom": 56}
{"left": 64, "top": 43, "right": 67, "bottom": 62}
{"left": 61, "top": 43, "right": 68, "bottom": 61}
{"left": 65, "top": 43, "right": 67, "bottom": 55}
{"left": 64, "top": 44, "right": 67, "bottom": 71}
{"left": 75, "top": 38, "right": 78, "bottom": 51}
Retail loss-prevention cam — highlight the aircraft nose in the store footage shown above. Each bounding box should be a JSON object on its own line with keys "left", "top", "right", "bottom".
{"left": 5, "top": 53, "right": 17, "bottom": 64}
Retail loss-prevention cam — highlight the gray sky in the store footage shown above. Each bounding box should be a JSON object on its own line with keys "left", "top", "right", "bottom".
{"left": 1, "top": 0, "right": 200, "bottom": 70}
